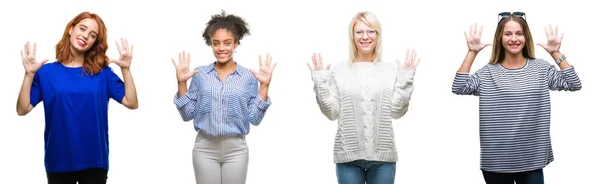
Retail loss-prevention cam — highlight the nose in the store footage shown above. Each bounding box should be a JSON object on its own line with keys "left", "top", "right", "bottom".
{"left": 360, "top": 33, "right": 368, "bottom": 39}
{"left": 510, "top": 34, "right": 517, "bottom": 42}
{"left": 218, "top": 44, "right": 226, "bottom": 51}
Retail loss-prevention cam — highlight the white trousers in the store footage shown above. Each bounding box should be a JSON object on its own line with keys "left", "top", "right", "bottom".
{"left": 192, "top": 131, "right": 249, "bottom": 184}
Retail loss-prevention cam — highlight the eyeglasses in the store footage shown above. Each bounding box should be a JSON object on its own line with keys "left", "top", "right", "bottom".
{"left": 354, "top": 29, "right": 377, "bottom": 37}
{"left": 498, "top": 11, "right": 526, "bottom": 22}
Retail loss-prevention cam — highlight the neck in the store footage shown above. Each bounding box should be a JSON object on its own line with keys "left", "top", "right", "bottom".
{"left": 214, "top": 59, "right": 236, "bottom": 71}
{"left": 357, "top": 52, "right": 374, "bottom": 62}
{"left": 501, "top": 52, "right": 526, "bottom": 69}
{"left": 65, "top": 48, "right": 85, "bottom": 67}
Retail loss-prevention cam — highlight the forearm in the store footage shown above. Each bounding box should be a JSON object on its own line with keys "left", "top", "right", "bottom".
{"left": 458, "top": 51, "right": 478, "bottom": 73}
{"left": 121, "top": 68, "right": 138, "bottom": 109}
{"left": 16, "top": 74, "right": 35, "bottom": 115}
{"left": 391, "top": 72, "right": 414, "bottom": 119}
{"left": 258, "top": 84, "right": 269, "bottom": 102}
{"left": 550, "top": 51, "right": 571, "bottom": 70}
{"left": 177, "top": 82, "right": 188, "bottom": 98}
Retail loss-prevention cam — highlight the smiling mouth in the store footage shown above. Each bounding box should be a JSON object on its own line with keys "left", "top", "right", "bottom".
{"left": 77, "top": 38, "right": 87, "bottom": 47}
{"left": 360, "top": 41, "right": 372, "bottom": 46}
{"left": 508, "top": 43, "right": 520, "bottom": 48}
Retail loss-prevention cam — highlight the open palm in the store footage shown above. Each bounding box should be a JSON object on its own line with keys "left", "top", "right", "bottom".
{"left": 537, "top": 24, "right": 563, "bottom": 54}
{"left": 250, "top": 54, "right": 277, "bottom": 85}
{"left": 109, "top": 38, "right": 133, "bottom": 69}
{"left": 171, "top": 51, "right": 200, "bottom": 82}
{"left": 464, "top": 23, "right": 491, "bottom": 53}
{"left": 20, "top": 41, "right": 48, "bottom": 74}
{"left": 397, "top": 48, "right": 421, "bottom": 71}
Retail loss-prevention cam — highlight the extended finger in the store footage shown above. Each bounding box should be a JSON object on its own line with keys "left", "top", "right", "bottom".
{"left": 478, "top": 25, "right": 484, "bottom": 37}
{"left": 24, "top": 42, "right": 29, "bottom": 55}
{"left": 469, "top": 24, "right": 474, "bottom": 37}
{"left": 414, "top": 58, "right": 421, "bottom": 69}
{"left": 187, "top": 52, "right": 191, "bottom": 64}
{"left": 171, "top": 58, "right": 178, "bottom": 67}
{"left": 554, "top": 25, "right": 559, "bottom": 37}
{"left": 548, "top": 24, "right": 553, "bottom": 36}
{"left": 33, "top": 42, "right": 37, "bottom": 57}
{"left": 115, "top": 41, "right": 123, "bottom": 53}
{"left": 318, "top": 53, "right": 323, "bottom": 66}
{"left": 311, "top": 53, "right": 317, "bottom": 67}
{"left": 404, "top": 48, "right": 409, "bottom": 63}
{"left": 411, "top": 49, "right": 417, "bottom": 64}
{"left": 258, "top": 55, "right": 263, "bottom": 67}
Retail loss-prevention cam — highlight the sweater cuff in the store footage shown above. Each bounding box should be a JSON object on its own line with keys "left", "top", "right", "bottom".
{"left": 396, "top": 69, "right": 415, "bottom": 88}
{"left": 311, "top": 70, "right": 330, "bottom": 83}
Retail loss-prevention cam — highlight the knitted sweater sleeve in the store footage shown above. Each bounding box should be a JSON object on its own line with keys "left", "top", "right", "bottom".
{"left": 311, "top": 70, "right": 340, "bottom": 121}
{"left": 391, "top": 69, "right": 415, "bottom": 119}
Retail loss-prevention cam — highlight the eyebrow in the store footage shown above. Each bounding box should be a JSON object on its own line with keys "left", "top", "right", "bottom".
{"left": 78, "top": 24, "right": 98, "bottom": 35}
{"left": 212, "top": 39, "right": 234, "bottom": 42}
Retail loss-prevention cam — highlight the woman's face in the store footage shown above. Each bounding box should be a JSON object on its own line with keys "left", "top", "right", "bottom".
{"left": 211, "top": 28, "right": 238, "bottom": 64}
{"left": 68, "top": 18, "right": 99, "bottom": 53}
{"left": 353, "top": 21, "right": 377, "bottom": 57}
{"left": 501, "top": 20, "right": 525, "bottom": 56}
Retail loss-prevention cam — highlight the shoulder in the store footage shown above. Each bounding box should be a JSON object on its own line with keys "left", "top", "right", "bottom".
{"left": 194, "top": 64, "right": 213, "bottom": 73}
{"left": 528, "top": 58, "right": 552, "bottom": 68}
{"left": 37, "top": 61, "right": 61, "bottom": 73}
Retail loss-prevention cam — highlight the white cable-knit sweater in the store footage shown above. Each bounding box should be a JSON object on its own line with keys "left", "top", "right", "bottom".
{"left": 311, "top": 61, "right": 415, "bottom": 163}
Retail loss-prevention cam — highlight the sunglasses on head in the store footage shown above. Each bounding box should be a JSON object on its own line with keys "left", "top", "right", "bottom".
{"left": 498, "top": 12, "right": 526, "bottom": 22}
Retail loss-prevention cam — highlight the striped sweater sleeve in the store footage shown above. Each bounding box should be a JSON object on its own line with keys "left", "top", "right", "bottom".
{"left": 391, "top": 69, "right": 415, "bottom": 119}
{"left": 452, "top": 66, "right": 485, "bottom": 96}
{"left": 312, "top": 70, "right": 340, "bottom": 121}
{"left": 546, "top": 65, "right": 582, "bottom": 91}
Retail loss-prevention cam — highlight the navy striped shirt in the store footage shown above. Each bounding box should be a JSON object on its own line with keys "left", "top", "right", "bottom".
{"left": 174, "top": 62, "right": 271, "bottom": 136}
{"left": 452, "top": 58, "right": 582, "bottom": 173}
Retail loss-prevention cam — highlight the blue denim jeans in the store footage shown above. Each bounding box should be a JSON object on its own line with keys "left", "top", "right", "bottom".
{"left": 336, "top": 160, "right": 396, "bottom": 184}
{"left": 482, "top": 168, "right": 544, "bottom": 184}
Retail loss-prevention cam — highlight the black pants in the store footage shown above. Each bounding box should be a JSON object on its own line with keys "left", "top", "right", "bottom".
{"left": 47, "top": 168, "right": 108, "bottom": 184}
{"left": 482, "top": 168, "right": 544, "bottom": 184}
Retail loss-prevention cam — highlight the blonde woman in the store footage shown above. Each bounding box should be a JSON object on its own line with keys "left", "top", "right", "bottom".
{"left": 308, "top": 11, "right": 420, "bottom": 184}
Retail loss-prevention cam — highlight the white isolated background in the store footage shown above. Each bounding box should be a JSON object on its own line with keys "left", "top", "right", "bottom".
{"left": 0, "top": 0, "right": 598, "bottom": 183}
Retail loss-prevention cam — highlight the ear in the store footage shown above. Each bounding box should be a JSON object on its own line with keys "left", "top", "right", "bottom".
{"left": 233, "top": 42, "right": 239, "bottom": 50}
{"left": 68, "top": 27, "right": 73, "bottom": 36}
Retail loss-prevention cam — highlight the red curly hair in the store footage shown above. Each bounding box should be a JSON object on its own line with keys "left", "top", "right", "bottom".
{"left": 55, "top": 12, "right": 109, "bottom": 75}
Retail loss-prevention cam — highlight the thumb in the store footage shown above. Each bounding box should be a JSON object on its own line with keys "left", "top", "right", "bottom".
{"left": 192, "top": 70, "right": 200, "bottom": 75}
{"left": 249, "top": 69, "right": 257, "bottom": 76}
{"left": 109, "top": 59, "right": 119, "bottom": 65}
{"left": 40, "top": 59, "right": 49, "bottom": 64}
{"left": 536, "top": 43, "right": 543, "bottom": 47}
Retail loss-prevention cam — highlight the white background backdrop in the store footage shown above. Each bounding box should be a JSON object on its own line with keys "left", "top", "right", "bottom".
{"left": 1, "top": 0, "right": 598, "bottom": 183}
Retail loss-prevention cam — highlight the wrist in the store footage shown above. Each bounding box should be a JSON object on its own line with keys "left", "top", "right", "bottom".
{"left": 550, "top": 51, "right": 562, "bottom": 58}
{"left": 260, "top": 83, "right": 270, "bottom": 88}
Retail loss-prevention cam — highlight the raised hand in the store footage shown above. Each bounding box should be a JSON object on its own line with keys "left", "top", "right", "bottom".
{"left": 171, "top": 51, "right": 200, "bottom": 82}
{"left": 397, "top": 48, "right": 421, "bottom": 71}
{"left": 537, "top": 24, "right": 564, "bottom": 54}
{"left": 20, "top": 41, "right": 49, "bottom": 75}
{"left": 109, "top": 38, "right": 134, "bottom": 69}
{"left": 250, "top": 53, "right": 277, "bottom": 85}
{"left": 464, "top": 23, "right": 491, "bottom": 53}
{"left": 307, "top": 53, "right": 331, "bottom": 71}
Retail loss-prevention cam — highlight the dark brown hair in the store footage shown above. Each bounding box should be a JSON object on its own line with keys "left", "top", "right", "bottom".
{"left": 202, "top": 10, "right": 250, "bottom": 46}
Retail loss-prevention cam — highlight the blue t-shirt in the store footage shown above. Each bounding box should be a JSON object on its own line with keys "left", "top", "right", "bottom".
{"left": 30, "top": 62, "right": 125, "bottom": 173}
